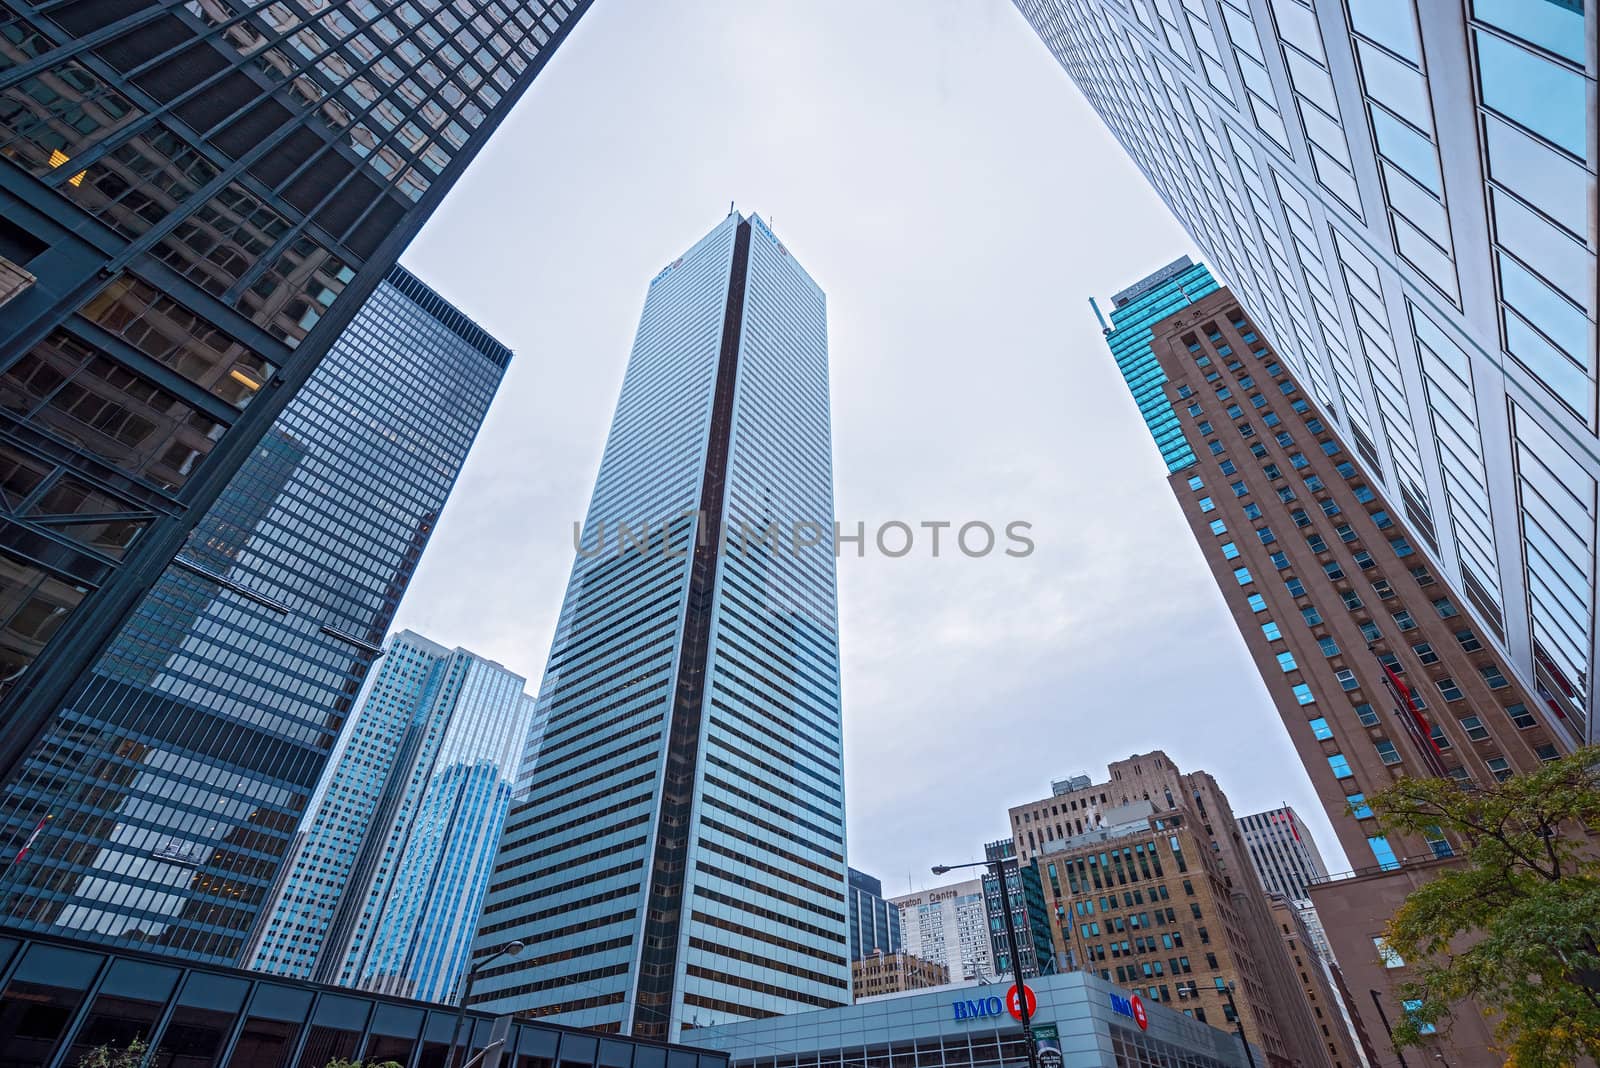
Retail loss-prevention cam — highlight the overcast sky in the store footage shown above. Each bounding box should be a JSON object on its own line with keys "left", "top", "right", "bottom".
{"left": 389, "top": 0, "right": 1351, "bottom": 892}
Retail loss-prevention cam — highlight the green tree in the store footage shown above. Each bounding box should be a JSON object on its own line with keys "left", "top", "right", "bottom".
{"left": 75, "top": 1037, "right": 151, "bottom": 1068}
{"left": 1368, "top": 745, "right": 1600, "bottom": 1067}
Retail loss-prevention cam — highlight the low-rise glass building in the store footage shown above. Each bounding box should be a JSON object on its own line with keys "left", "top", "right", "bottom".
{"left": 0, "top": 928, "right": 727, "bottom": 1068}
{"left": 686, "top": 971, "right": 1257, "bottom": 1068}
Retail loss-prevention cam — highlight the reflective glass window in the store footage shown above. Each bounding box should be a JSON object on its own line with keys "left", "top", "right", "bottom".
{"left": 1474, "top": 29, "right": 1587, "bottom": 155}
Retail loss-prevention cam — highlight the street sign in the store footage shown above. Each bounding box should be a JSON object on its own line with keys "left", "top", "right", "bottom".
{"left": 1032, "top": 1022, "right": 1063, "bottom": 1068}
{"left": 1006, "top": 983, "right": 1037, "bottom": 1021}
{"left": 1030, "top": 1024, "right": 1058, "bottom": 1041}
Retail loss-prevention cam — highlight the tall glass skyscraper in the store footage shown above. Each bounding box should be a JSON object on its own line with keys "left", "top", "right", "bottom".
{"left": 0, "top": 0, "right": 590, "bottom": 780}
{"left": 1014, "top": 0, "right": 1598, "bottom": 744}
{"left": 0, "top": 266, "right": 508, "bottom": 963}
{"left": 472, "top": 213, "right": 850, "bottom": 1038}
{"left": 248, "top": 629, "right": 539, "bottom": 1005}
{"left": 845, "top": 868, "right": 901, "bottom": 961}
{"left": 1094, "top": 256, "right": 1219, "bottom": 472}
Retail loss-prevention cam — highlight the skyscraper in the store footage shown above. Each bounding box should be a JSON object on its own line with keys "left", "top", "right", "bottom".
{"left": 248, "top": 630, "right": 539, "bottom": 1005}
{"left": 0, "top": 0, "right": 590, "bottom": 780}
{"left": 1130, "top": 285, "right": 1567, "bottom": 1064}
{"left": 1015, "top": 0, "right": 1598, "bottom": 744}
{"left": 1236, "top": 806, "right": 1330, "bottom": 905}
{"left": 0, "top": 265, "right": 509, "bottom": 963}
{"left": 471, "top": 213, "right": 849, "bottom": 1038}
{"left": 980, "top": 839, "right": 1056, "bottom": 980}
{"left": 846, "top": 867, "right": 902, "bottom": 961}
{"left": 890, "top": 879, "right": 995, "bottom": 984}
{"left": 1095, "top": 255, "right": 1218, "bottom": 473}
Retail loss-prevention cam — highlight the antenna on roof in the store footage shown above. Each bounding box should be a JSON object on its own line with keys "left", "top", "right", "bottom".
{"left": 728, "top": 200, "right": 734, "bottom": 216}
{"left": 1089, "top": 296, "right": 1111, "bottom": 335}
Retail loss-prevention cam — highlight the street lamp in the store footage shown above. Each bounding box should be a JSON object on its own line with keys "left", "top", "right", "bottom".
{"left": 933, "top": 860, "right": 1039, "bottom": 1068}
{"left": 449, "top": 940, "right": 524, "bottom": 1068}
{"left": 1177, "top": 982, "right": 1256, "bottom": 1068}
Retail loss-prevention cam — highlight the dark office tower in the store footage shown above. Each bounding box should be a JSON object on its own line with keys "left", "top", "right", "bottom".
{"left": 1136, "top": 286, "right": 1573, "bottom": 1066}
{"left": 845, "top": 868, "right": 901, "bottom": 961}
{"left": 0, "top": 0, "right": 590, "bottom": 779}
{"left": 0, "top": 265, "right": 509, "bottom": 964}
{"left": 473, "top": 214, "right": 850, "bottom": 1038}
{"left": 979, "top": 839, "right": 1055, "bottom": 980}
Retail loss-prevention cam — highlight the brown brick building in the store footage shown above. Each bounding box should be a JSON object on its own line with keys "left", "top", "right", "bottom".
{"left": 1011, "top": 751, "right": 1350, "bottom": 1068}
{"left": 1144, "top": 287, "right": 1572, "bottom": 1065}
{"left": 1266, "top": 895, "right": 1367, "bottom": 1068}
{"left": 851, "top": 951, "right": 949, "bottom": 1001}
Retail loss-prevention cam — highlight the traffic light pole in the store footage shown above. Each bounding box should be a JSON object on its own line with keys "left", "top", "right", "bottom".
{"left": 991, "top": 857, "right": 1040, "bottom": 1068}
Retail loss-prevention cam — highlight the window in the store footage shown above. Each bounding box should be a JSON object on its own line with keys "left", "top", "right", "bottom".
{"left": 1251, "top": 394, "right": 1268, "bottom": 409}
{"left": 1232, "top": 481, "right": 1249, "bottom": 498}
{"left": 1319, "top": 636, "right": 1340, "bottom": 657}
{"left": 1270, "top": 551, "right": 1290, "bottom": 570}
{"left": 1290, "top": 452, "right": 1310, "bottom": 469}
{"left": 1455, "top": 629, "right": 1482, "bottom": 652}
{"left": 1188, "top": 475, "right": 1205, "bottom": 491}
{"left": 1388, "top": 536, "right": 1414, "bottom": 557}
{"left": 1536, "top": 744, "right": 1560, "bottom": 762}
{"left": 1179, "top": 387, "right": 1195, "bottom": 401}
{"left": 1368, "top": 835, "right": 1400, "bottom": 871}
{"left": 1348, "top": 792, "right": 1373, "bottom": 819}
{"left": 1460, "top": 715, "right": 1489, "bottom": 741}
{"left": 1423, "top": 826, "right": 1453, "bottom": 860}
{"left": 1187, "top": 403, "right": 1203, "bottom": 417}
{"left": 1393, "top": 609, "right": 1416, "bottom": 630}
{"left": 1309, "top": 717, "right": 1333, "bottom": 740}
{"left": 1505, "top": 703, "right": 1536, "bottom": 729}
{"left": 1286, "top": 577, "right": 1307, "bottom": 597}
{"left": 1220, "top": 459, "right": 1238, "bottom": 475}
{"left": 1257, "top": 527, "right": 1277, "bottom": 544}
{"left": 1247, "top": 594, "right": 1267, "bottom": 613}
{"left": 1341, "top": 590, "right": 1363, "bottom": 610}
{"left": 1243, "top": 503, "right": 1262, "bottom": 519}
{"left": 1324, "top": 561, "right": 1345, "bottom": 580}
{"left": 1221, "top": 542, "right": 1241, "bottom": 560}
{"left": 1373, "top": 578, "right": 1396, "bottom": 599}
{"left": 1328, "top": 753, "right": 1353, "bottom": 778}
{"left": 1336, "top": 523, "right": 1357, "bottom": 542}
{"left": 1302, "top": 605, "right": 1322, "bottom": 625}
{"left": 1264, "top": 463, "right": 1283, "bottom": 480}
{"left": 1379, "top": 652, "right": 1403, "bottom": 673}
{"left": 1371, "top": 509, "right": 1395, "bottom": 530}
{"left": 1486, "top": 756, "right": 1513, "bottom": 782}
{"left": 1353, "top": 483, "right": 1375, "bottom": 502}
{"left": 1438, "top": 678, "right": 1465, "bottom": 702}
{"left": 1409, "top": 564, "right": 1434, "bottom": 585}
{"left": 1402, "top": 998, "right": 1437, "bottom": 1035}
{"left": 1336, "top": 669, "right": 1359, "bottom": 691}
{"left": 1321, "top": 440, "right": 1342, "bottom": 456}
{"left": 1354, "top": 703, "right": 1380, "bottom": 727}
{"left": 1431, "top": 723, "right": 1452, "bottom": 750}
{"left": 1227, "top": 404, "right": 1244, "bottom": 419}
{"left": 1290, "top": 509, "right": 1312, "bottom": 528}
{"left": 1412, "top": 642, "right": 1438, "bottom": 665}
{"left": 1360, "top": 621, "right": 1382, "bottom": 642}
{"left": 1305, "top": 475, "right": 1324, "bottom": 492}
{"left": 1209, "top": 440, "right": 1226, "bottom": 455}
{"left": 1199, "top": 497, "right": 1216, "bottom": 513}
{"left": 1480, "top": 666, "right": 1508, "bottom": 689}
{"left": 1275, "top": 432, "right": 1294, "bottom": 448}
{"left": 1277, "top": 487, "right": 1298, "bottom": 503}
{"left": 1375, "top": 739, "right": 1402, "bottom": 765}
{"left": 1353, "top": 551, "right": 1375, "bottom": 570}
{"left": 1432, "top": 597, "right": 1459, "bottom": 618}
{"left": 1308, "top": 419, "right": 1326, "bottom": 434}
{"left": 1308, "top": 534, "right": 1328, "bottom": 552}
{"left": 1374, "top": 937, "right": 1404, "bottom": 968}
{"left": 1198, "top": 421, "right": 1214, "bottom": 435}
{"left": 1217, "top": 387, "right": 1232, "bottom": 400}
{"left": 1277, "top": 651, "right": 1299, "bottom": 673}
{"left": 1210, "top": 519, "right": 1228, "bottom": 536}
{"left": 1262, "top": 621, "right": 1282, "bottom": 640}
{"left": 1234, "top": 567, "right": 1254, "bottom": 586}
{"left": 1263, "top": 411, "right": 1281, "bottom": 427}
{"left": 1293, "top": 683, "right": 1316, "bottom": 705}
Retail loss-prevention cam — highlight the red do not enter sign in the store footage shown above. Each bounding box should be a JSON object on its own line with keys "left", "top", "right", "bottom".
{"left": 1005, "top": 983, "right": 1037, "bottom": 1021}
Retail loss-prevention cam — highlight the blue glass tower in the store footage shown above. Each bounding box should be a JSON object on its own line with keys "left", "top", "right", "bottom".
{"left": 472, "top": 213, "right": 849, "bottom": 1038}
{"left": 1094, "top": 257, "right": 1218, "bottom": 472}
{"left": 0, "top": 267, "right": 508, "bottom": 963}
{"left": 247, "top": 630, "right": 538, "bottom": 1005}
{"left": 846, "top": 868, "right": 901, "bottom": 960}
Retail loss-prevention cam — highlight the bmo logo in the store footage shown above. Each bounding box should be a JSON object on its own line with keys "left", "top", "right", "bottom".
{"left": 1109, "top": 992, "right": 1149, "bottom": 1031}
{"left": 951, "top": 995, "right": 1004, "bottom": 1021}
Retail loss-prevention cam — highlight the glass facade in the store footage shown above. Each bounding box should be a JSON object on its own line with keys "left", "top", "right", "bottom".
{"left": 1016, "top": 0, "right": 1599, "bottom": 743}
{"left": 0, "top": 265, "right": 508, "bottom": 963}
{"left": 846, "top": 867, "right": 902, "bottom": 961}
{"left": 0, "top": 0, "right": 588, "bottom": 780}
{"left": 0, "top": 929, "right": 727, "bottom": 1068}
{"left": 980, "top": 840, "right": 1057, "bottom": 980}
{"left": 472, "top": 214, "right": 849, "bottom": 1039}
{"left": 247, "top": 629, "right": 539, "bottom": 1006}
{"left": 1097, "top": 256, "right": 1220, "bottom": 472}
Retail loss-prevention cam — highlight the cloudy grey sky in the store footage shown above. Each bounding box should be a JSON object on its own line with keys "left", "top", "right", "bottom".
{"left": 390, "top": 0, "right": 1350, "bottom": 892}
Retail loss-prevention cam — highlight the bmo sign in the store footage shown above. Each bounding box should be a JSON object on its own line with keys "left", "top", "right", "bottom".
{"left": 953, "top": 984, "right": 1035, "bottom": 1023}
{"left": 1109, "top": 992, "right": 1149, "bottom": 1031}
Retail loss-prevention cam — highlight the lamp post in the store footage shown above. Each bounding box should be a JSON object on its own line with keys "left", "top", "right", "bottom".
{"left": 1177, "top": 984, "right": 1257, "bottom": 1068}
{"left": 449, "top": 940, "right": 524, "bottom": 1068}
{"left": 933, "top": 859, "right": 1039, "bottom": 1068}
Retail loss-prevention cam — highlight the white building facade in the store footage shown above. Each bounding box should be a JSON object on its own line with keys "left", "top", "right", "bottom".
{"left": 891, "top": 880, "right": 996, "bottom": 984}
